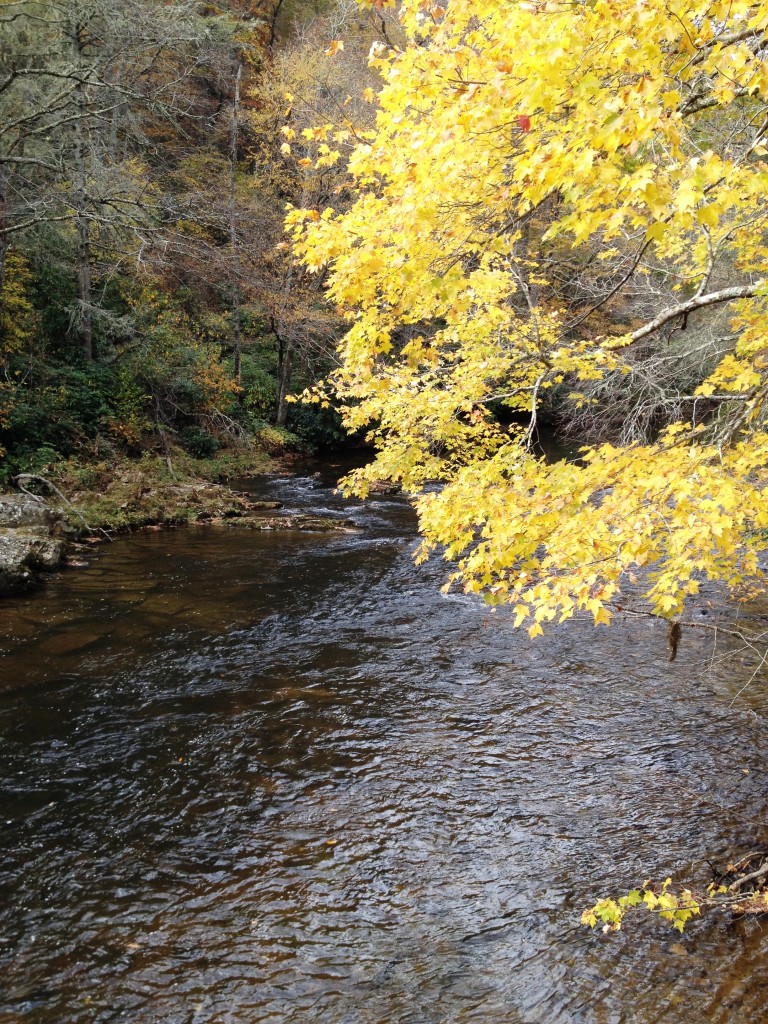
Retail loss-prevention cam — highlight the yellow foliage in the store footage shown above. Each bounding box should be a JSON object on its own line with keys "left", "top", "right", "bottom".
{"left": 289, "top": 0, "right": 768, "bottom": 627}
{"left": 0, "top": 250, "right": 36, "bottom": 458}
{"left": 582, "top": 879, "right": 701, "bottom": 934}
{"left": 1, "top": 250, "right": 36, "bottom": 358}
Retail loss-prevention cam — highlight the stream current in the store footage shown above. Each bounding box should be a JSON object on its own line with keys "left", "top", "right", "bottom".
{"left": 2, "top": 464, "right": 768, "bottom": 1023}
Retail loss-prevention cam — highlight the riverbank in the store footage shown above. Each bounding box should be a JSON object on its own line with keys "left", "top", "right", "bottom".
{"left": 0, "top": 448, "right": 268, "bottom": 596}
{"left": 0, "top": 448, "right": 367, "bottom": 596}
{"left": 50, "top": 448, "right": 278, "bottom": 530}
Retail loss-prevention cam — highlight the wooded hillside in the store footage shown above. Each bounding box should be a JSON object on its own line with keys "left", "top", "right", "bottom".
{"left": 0, "top": 0, "right": 384, "bottom": 480}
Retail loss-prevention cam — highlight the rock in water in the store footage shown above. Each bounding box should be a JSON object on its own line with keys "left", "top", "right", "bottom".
{"left": 229, "top": 514, "right": 358, "bottom": 532}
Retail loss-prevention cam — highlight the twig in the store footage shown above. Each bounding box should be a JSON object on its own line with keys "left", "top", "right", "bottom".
{"left": 729, "top": 861, "right": 768, "bottom": 893}
{"left": 613, "top": 603, "right": 768, "bottom": 644}
{"left": 728, "top": 850, "right": 765, "bottom": 874}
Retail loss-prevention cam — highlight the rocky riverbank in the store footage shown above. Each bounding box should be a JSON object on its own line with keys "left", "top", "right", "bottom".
{"left": 0, "top": 474, "right": 360, "bottom": 598}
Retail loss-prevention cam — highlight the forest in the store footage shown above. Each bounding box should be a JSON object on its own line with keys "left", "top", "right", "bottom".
{"left": 0, "top": 0, "right": 390, "bottom": 508}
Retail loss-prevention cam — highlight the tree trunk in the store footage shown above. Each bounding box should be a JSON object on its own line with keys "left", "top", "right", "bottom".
{"left": 229, "top": 62, "right": 243, "bottom": 385}
{"left": 266, "top": 0, "right": 285, "bottom": 47}
{"left": 154, "top": 391, "right": 173, "bottom": 474}
{"left": 275, "top": 334, "right": 294, "bottom": 426}
{"left": 77, "top": 214, "right": 93, "bottom": 361}
{"left": 108, "top": 57, "right": 125, "bottom": 163}
{"left": 0, "top": 174, "right": 8, "bottom": 294}
{"left": 72, "top": 16, "right": 93, "bottom": 360}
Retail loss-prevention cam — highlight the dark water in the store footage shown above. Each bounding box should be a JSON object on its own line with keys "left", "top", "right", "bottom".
{"left": 2, "top": 466, "right": 768, "bottom": 1023}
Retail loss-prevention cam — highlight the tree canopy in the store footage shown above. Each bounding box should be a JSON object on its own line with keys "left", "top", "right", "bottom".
{"left": 289, "top": 0, "right": 768, "bottom": 633}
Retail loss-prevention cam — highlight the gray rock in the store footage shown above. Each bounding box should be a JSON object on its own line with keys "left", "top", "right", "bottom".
{"left": 366, "top": 480, "right": 402, "bottom": 495}
{"left": 0, "top": 496, "right": 71, "bottom": 597}
{"left": 0, "top": 495, "right": 58, "bottom": 530}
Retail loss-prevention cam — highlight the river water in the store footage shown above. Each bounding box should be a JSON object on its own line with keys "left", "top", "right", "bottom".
{"left": 2, "top": 465, "right": 768, "bottom": 1023}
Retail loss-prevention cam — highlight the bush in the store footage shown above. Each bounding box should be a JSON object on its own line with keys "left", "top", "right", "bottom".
{"left": 240, "top": 360, "right": 277, "bottom": 422}
{"left": 0, "top": 444, "right": 63, "bottom": 486}
{"left": 287, "top": 400, "right": 351, "bottom": 451}
{"left": 252, "top": 422, "right": 302, "bottom": 453}
{"left": 0, "top": 359, "right": 121, "bottom": 470}
{"left": 179, "top": 425, "right": 219, "bottom": 458}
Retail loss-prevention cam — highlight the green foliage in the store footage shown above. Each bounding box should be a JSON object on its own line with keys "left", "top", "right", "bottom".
{"left": 582, "top": 879, "right": 701, "bottom": 934}
{"left": 0, "top": 249, "right": 37, "bottom": 458}
{"left": 127, "top": 285, "right": 239, "bottom": 413}
{"left": 0, "top": 445, "right": 64, "bottom": 487}
{"left": 28, "top": 248, "right": 83, "bottom": 359}
{"left": 107, "top": 366, "right": 151, "bottom": 450}
{"left": 287, "top": 399, "right": 349, "bottom": 451}
{"left": 180, "top": 425, "right": 220, "bottom": 459}
{"left": 252, "top": 422, "right": 302, "bottom": 452}
{"left": 0, "top": 359, "right": 121, "bottom": 473}
{"left": 240, "top": 357, "right": 278, "bottom": 422}
{"left": 172, "top": 447, "right": 274, "bottom": 481}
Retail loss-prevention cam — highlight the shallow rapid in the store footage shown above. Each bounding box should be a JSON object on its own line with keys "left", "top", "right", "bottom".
{"left": 2, "top": 464, "right": 768, "bottom": 1023}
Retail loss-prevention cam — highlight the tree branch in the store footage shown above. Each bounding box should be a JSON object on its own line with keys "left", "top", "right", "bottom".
{"left": 628, "top": 284, "right": 760, "bottom": 344}
{"left": 0, "top": 155, "right": 61, "bottom": 171}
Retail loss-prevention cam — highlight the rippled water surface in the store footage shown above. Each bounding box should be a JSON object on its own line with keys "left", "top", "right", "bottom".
{"left": 2, "top": 465, "right": 768, "bottom": 1023}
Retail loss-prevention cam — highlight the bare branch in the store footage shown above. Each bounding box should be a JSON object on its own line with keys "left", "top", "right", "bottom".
{"left": 0, "top": 155, "right": 61, "bottom": 171}
{"left": 628, "top": 284, "right": 760, "bottom": 345}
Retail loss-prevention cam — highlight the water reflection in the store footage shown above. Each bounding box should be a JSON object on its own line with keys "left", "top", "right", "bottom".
{"left": 1, "top": 469, "right": 768, "bottom": 1023}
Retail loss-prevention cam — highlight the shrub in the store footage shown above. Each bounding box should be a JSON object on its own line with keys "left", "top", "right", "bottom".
{"left": 180, "top": 425, "right": 219, "bottom": 458}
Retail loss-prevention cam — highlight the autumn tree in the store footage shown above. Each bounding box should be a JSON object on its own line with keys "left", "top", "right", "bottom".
{"left": 290, "top": 0, "right": 768, "bottom": 631}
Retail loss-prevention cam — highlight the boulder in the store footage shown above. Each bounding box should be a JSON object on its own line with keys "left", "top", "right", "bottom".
{"left": 0, "top": 495, "right": 58, "bottom": 530}
{"left": 366, "top": 480, "right": 402, "bottom": 495}
{"left": 0, "top": 496, "right": 71, "bottom": 597}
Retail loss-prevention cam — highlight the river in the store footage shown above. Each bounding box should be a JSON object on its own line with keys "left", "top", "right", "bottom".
{"left": 2, "top": 464, "right": 768, "bottom": 1023}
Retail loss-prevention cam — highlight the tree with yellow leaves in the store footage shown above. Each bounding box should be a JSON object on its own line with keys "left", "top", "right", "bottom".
{"left": 289, "top": 0, "right": 768, "bottom": 635}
